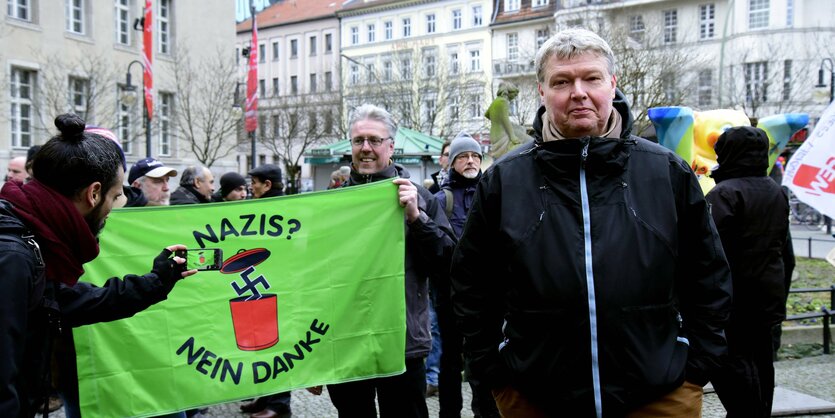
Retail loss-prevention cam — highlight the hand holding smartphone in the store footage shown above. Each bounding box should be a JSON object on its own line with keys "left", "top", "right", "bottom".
{"left": 175, "top": 248, "right": 223, "bottom": 271}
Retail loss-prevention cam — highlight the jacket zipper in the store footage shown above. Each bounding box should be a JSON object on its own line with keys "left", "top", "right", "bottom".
{"left": 580, "top": 140, "right": 603, "bottom": 418}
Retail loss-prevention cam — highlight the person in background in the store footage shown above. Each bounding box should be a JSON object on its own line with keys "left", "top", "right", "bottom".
{"left": 6, "top": 156, "right": 28, "bottom": 183}
{"left": 24, "top": 146, "right": 41, "bottom": 179}
{"left": 127, "top": 158, "right": 178, "bottom": 207}
{"left": 170, "top": 166, "right": 214, "bottom": 205}
{"left": 212, "top": 172, "right": 248, "bottom": 202}
{"left": 428, "top": 141, "right": 451, "bottom": 194}
{"left": 706, "top": 126, "right": 792, "bottom": 418}
{"left": 248, "top": 164, "right": 284, "bottom": 199}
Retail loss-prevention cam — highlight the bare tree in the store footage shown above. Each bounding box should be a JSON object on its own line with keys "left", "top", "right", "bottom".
{"left": 169, "top": 48, "right": 243, "bottom": 167}
{"left": 258, "top": 92, "right": 342, "bottom": 194}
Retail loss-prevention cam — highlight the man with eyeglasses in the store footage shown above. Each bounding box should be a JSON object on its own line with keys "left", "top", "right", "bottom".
{"left": 324, "top": 104, "right": 456, "bottom": 418}
{"left": 432, "top": 132, "right": 500, "bottom": 417}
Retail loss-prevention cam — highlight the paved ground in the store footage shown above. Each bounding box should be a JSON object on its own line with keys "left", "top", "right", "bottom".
{"left": 51, "top": 354, "right": 834, "bottom": 417}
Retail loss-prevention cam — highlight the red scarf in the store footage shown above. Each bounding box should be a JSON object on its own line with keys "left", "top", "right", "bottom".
{"left": 0, "top": 179, "right": 99, "bottom": 285}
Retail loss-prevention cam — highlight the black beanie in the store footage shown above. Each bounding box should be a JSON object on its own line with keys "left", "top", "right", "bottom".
{"left": 220, "top": 172, "right": 247, "bottom": 197}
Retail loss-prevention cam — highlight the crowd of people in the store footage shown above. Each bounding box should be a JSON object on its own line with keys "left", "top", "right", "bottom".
{"left": 2, "top": 27, "right": 795, "bottom": 418}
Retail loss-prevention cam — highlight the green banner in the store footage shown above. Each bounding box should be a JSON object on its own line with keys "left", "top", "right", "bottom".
{"left": 74, "top": 181, "right": 406, "bottom": 417}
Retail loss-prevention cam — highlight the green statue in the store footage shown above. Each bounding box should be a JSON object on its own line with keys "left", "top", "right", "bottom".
{"left": 484, "top": 81, "right": 533, "bottom": 160}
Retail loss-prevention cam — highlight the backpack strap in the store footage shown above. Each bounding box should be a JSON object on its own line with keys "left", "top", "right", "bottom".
{"left": 443, "top": 189, "right": 453, "bottom": 219}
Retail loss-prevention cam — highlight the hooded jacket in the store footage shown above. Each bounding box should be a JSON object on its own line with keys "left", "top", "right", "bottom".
{"left": 0, "top": 199, "right": 178, "bottom": 417}
{"left": 706, "top": 126, "right": 792, "bottom": 327}
{"left": 344, "top": 163, "right": 456, "bottom": 358}
{"left": 450, "top": 90, "right": 732, "bottom": 416}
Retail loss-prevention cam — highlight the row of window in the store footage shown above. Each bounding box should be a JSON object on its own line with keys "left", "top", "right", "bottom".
{"left": 256, "top": 71, "right": 335, "bottom": 98}
{"left": 346, "top": 47, "right": 482, "bottom": 86}
{"left": 9, "top": 67, "right": 174, "bottom": 153}
{"left": 628, "top": 0, "right": 791, "bottom": 45}
{"left": 504, "top": 0, "right": 548, "bottom": 12}
{"left": 8, "top": 0, "right": 174, "bottom": 54}
{"left": 348, "top": 5, "right": 484, "bottom": 46}
{"left": 242, "top": 33, "right": 335, "bottom": 65}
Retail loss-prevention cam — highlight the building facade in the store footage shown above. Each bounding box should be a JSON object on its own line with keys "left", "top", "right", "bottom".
{"left": 2, "top": 0, "right": 238, "bottom": 184}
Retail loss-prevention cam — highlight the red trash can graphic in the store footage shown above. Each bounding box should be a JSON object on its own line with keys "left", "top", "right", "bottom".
{"left": 221, "top": 248, "right": 278, "bottom": 351}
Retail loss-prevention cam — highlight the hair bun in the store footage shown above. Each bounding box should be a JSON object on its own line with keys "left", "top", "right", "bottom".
{"left": 54, "top": 113, "right": 86, "bottom": 142}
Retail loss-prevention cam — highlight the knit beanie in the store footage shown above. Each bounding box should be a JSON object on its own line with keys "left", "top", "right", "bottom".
{"left": 448, "top": 131, "right": 482, "bottom": 162}
{"left": 220, "top": 172, "right": 247, "bottom": 197}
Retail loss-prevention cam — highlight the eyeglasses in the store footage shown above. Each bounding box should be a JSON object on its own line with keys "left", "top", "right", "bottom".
{"left": 455, "top": 152, "right": 482, "bottom": 162}
{"left": 441, "top": 152, "right": 449, "bottom": 157}
{"left": 351, "top": 136, "right": 392, "bottom": 147}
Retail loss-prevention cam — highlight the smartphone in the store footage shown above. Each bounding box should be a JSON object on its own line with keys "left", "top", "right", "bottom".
{"left": 176, "top": 248, "right": 223, "bottom": 271}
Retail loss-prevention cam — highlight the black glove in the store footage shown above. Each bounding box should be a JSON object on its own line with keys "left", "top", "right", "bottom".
{"left": 151, "top": 248, "right": 186, "bottom": 286}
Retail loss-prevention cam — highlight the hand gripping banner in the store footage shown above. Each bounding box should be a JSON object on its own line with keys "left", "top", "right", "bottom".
{"left": 74, "top": 182, "right": 406, "bottom": 417}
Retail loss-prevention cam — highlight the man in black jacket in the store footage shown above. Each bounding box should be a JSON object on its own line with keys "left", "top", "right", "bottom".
{"left": 248, "top": 164, "right": 285, "bottom": 199}
{"left": 450, "top": 28, "right": 732, "bottom": 417}
{"left": 706, "top": 126, "right": 792, "bottom": 418}
{"left": 324, "top": 104, "right": 456, "bottom": 418}
{"left": 170, "top": 166, "right": 214, "bottom": 205}
{"left": 0, "top": 114, "right": 195, "bottom": 418}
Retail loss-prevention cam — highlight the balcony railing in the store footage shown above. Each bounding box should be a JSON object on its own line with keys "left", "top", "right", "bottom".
{"left": 493, "top": 59, "right": 535, "bottom": 77}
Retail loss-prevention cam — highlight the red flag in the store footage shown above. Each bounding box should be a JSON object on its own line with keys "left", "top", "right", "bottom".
{"left": 245, "top": 17, "right": 258, "bottom": 133}
{"left": 143, "top": 0, "right": 154, "bottom": 120}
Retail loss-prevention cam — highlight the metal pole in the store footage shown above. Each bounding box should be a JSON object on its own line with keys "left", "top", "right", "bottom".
{"left": 250, "top": 0, "right": 257, "bottom": 169}
{"left": 826, "top": 62, "right": 834, "bottom": 234}
{"left": 145, "top": 91, "right": 152, "bottom": 158}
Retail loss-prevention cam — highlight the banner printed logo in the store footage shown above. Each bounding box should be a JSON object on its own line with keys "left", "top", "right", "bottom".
{"left": 792, "top": 157, "right": 835, "bottom": 196}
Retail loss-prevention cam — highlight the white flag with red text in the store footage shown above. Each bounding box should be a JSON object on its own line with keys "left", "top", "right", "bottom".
{"left": 784, "top": 101, "right": 835, "bottom": 218}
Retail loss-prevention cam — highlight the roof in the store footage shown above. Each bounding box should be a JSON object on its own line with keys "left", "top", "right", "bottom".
{"left": 304, "top": 127, "right": 444, "bottom": 165}
{"left": 237, "top": 0, "right": 339, "bottom": 32}
{"left": 338, "top": 0, "right": 437, "bottom": 16}
{"left": 492, "top": 0, "right": 556, "bottom": 27}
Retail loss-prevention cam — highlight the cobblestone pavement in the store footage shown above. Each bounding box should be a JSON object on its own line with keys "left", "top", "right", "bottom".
{"left": 51, "top": 354, "right": 834, "bottom": 417}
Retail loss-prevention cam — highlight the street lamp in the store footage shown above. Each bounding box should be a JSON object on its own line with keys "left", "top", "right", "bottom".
{"left": 121, "top": 60, "right": 152, "bottom": 158}
{"left": 815, "top": 58, "right": 833, "bottom": 234}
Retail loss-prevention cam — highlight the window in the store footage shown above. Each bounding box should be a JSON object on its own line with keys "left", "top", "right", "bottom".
{"left": 8, "top": 0, "right": 32, "bottom": 21}
{"left": 423, "top": 99, "right": 435, "bottom": 123}
{"left": 786, "top": 0, "right": 793, "bottom": 26}
{"left": 426, "top": 13, "right": 435, "bottom": 34}
{"left": 351, "top": 26, "right": 359, "bottom": 45}
{"left": 258, "top": 115, "right": 266, "bottom": 140}
{"left": 383, "top": 60, "right": 392, "bottom": 81}
{"left": 325, "top": 33, "right": 332, "bottom": 52}
{"left": 324, "top": 110, "right": 333, "bottom": 134}
{"left": 472, "top": 6, "right": 482, "bottom": 26}
{"left": 452, "top": 9, "right": 461, "bottom": 30}
{"left": 698, "top": 69, "right": 713, "bottom": 107}
{"left": 365, "top": 63, "right": 376, "bottom": 83}
{"left": 158, "top": 0, "right": 170, "bottom": 54}
{"left": 258, "top": 43, "right": 266, "bottom": 63}
{"left": 272, "top": 115, "right": 280, "bottom": 137}
{"left": 325, "top": 71, "right": 333, "bottom": 91}
{"left": 507, "top": 33, "right": 519, "bottom": 61}
{"left": 450, "top": 96, "right": 459, "bottom": 120}
{"left": 469, "top": 94, "right": 482, "bottom": 118}
{"left": 309, "top": 36, "right": 317, "bottom": 55}
{"left": 115, "top": 0, "right": 131, "bottom": 45}
{"left": 533, "top": 0, "right": 549, "bottom": 6}
{"left": 450, "top": 52, "right": 459, "bottom": 75}
{"left": 744, "top": 61, "right": 768, "bottom": 103}
{"left": 290, "top": 39, "right": 298, "bottom": 58}
{"left": 118, "top": 87, "right": 132, "bottom": 154}
{"left": 68, "top": 76, "right": 89, "bottom": 120}
{"left": 699, "top": 4, "right": 715, "bottom": 40}
{"left": 309, "top": 73, "right": 317, "bottom": 93}
{"left": 384, "top": 21, "right": 393, "bottom": 40}
{"left": 403, "top": 17, "right": 411, "bottom": 37}
{"left": 259, "top": 79, "right": 265, "bottom": 98}
{"left": 350, "top": 64, "right": 359, "bottom": 85}
{"left": 272, "top": 41, "right": 279, "bottom": 61}
{"left": 470, "top": 49, "right": 481, "bottom": 72}
{"left": 290, "top": 75, "right": 298, "bottom": 95}
{"left": 401, "top": 57, "right": 412, "bottom": 80}
{"left": 272, "top": 77, "right": 279, "bottom": 96}
{"left": 663, "top": 10, "right": 677, "bottom": 44}
{"left": 536, "top": 28, "right": 549, "bottom": 49}
{"left": 158, "top": 92, "right": 172, "bottom": 156}
{"left": 10, "top": 68, "right": 35, "bottom": 148}
{"left": 66, "top": 0, "right": 85, "bottom": 34}
{"left": 505, "top": 0, "right": 520, "bottom": 12}
{"left": 662, "top": 74, "right": 676, "bottom": 102}
{"left": 749, "top": 0, "right": 769, "bottom": 29}
{"left": 424, "top": 53, "right": 436, "bottom": 78}
{"left": 783, "top": 59, "right": 792, "bottom": 101}
{"left": 629, "top": 15, "right": 645, "bottom": 42}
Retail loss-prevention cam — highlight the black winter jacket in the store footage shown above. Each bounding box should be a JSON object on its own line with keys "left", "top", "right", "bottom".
{"left": 170, "top": 185, "right": 210, "bottom": 205}
{"left": 345, "top": 163, "right": 456, "bottom": 358}
{"left": 0, "top": 200, "right": 177, "bottom": 418}
{"left": 706, "top": 131, "right": 792, "bottom": 327}
{"left": 450, "top": 93, "right": 732, "bottom": 416}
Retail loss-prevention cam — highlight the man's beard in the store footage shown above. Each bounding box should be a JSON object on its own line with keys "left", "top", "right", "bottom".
{"left": 462, "top": 168, "right": 479, "bottom": 179}
{"left": 84, "top": 199, "right": 108, "bottom": 237}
